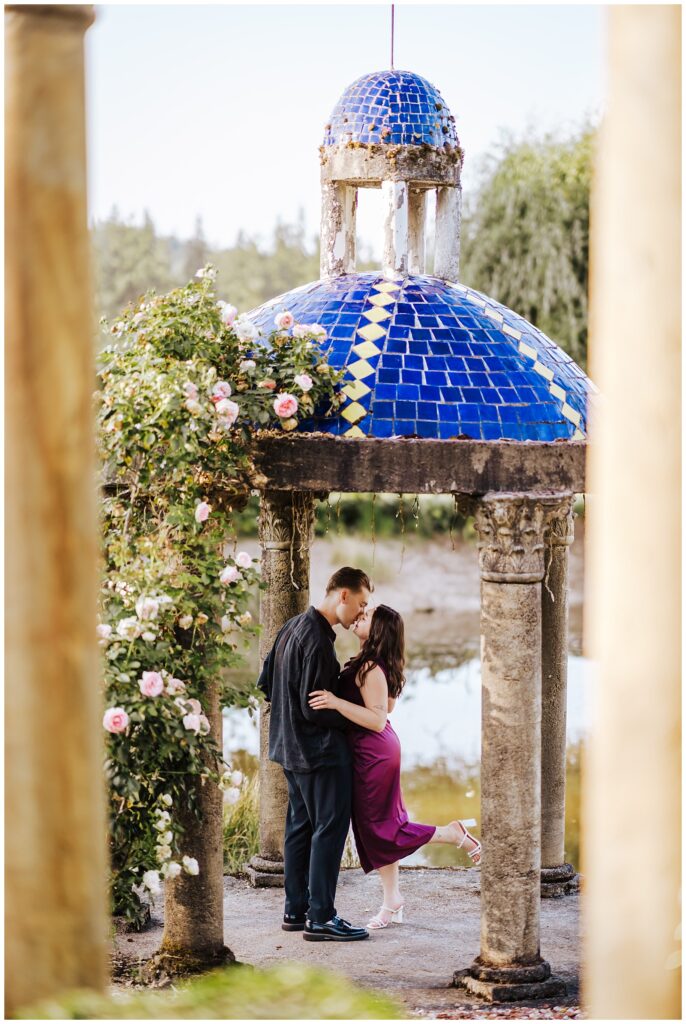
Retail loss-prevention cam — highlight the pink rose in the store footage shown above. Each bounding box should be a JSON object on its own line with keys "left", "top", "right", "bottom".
{"left": 139, "top": 671, "right": 164, "bottom": 697}
{"left": 166, "top": 677, "right": 186, "bottom": 695}
{"left": 236, "top": 551, "right": 252, "bottom": 569}
{"left": 211, "top": 381, "right": 232, "bottom": 403}
{"left": 220, "top": 565, "right": 240, "bottom": 585}
{"left": 257, "top": 379, "right": 277, "bottom": 391}
{"left": 195, "top": 501, "right": 211, "bottom": 524}
{"left": 294, "top": 373, "right": 313, "bottom": 393}
{"left": 198, "top": 714, "right": 211, "bottom": 735}
{"left": 292, "top": 324, "right": 309, "bottom": 339}
{"left": 274, "top": 311, "right": 294, "bottom": 330}
{"left": 308, "top": 323, "right": 327, "bottom": 340}
{"left": 183, "top": 713, "right": 201, "bottom": 734}
{"left": 215, "top": 398, "right": 239, "bottom": 426}
{"left": 219, "top": 303, "right": 238, "bottom": 326}
{"left": 183, "top": 382, "right": 198, "bottom": 400}
{"left": 187, "top": 698, "right": 202, "bottom": 715}
{"left": 103, "top": 707, "right": 129, "bottom": 733}
{"left": 273, "top": 393, "right": 299, "bottom": 418}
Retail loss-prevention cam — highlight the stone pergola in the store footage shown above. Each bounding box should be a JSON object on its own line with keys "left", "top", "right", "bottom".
{"left": 246, "top": 436, "right": 583, "bottom": 1001}
{"left": 238, "top": 66, "right": 589, "bottom": 1002}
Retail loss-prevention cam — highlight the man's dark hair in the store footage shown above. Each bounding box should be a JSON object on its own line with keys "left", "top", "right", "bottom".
{"left": 325, "top": 566, "right": 373, "bottom": 595}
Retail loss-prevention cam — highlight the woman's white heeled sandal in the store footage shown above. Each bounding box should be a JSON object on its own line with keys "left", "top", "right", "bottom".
{"left": 453, "top": 819, "right": 482, "bottom": 864}
{"left": 366, "top": 905, "right": 404, "bottom": 929}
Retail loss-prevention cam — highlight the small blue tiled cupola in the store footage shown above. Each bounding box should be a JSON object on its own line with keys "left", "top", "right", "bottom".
{"left": 247, "top": 69, "right": 595, "bottom": 441}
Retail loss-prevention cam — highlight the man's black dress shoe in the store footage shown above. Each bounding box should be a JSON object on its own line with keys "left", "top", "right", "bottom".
{"left": 303, "top": 915, "right": 369, "bottom": 941}
{"left": 282, "top": 913, "right": 307, "bottom": 932}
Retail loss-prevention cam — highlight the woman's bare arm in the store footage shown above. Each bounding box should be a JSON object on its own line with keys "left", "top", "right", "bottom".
{"left": 387, "top": 696, "right": 397, "bottom": 713}
{"left": 308, "top": 665, "right": 389, "bottom": 733}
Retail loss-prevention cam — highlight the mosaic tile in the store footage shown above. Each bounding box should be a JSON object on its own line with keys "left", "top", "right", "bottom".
{"left": 247, "top": 273, "right": 593, "bottom": 441}
{"left": 323, "top": 70, "right": 459, "bottom": 149}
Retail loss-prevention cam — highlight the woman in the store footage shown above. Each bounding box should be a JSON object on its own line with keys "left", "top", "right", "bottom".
{"left": 308, "top": 603, "right": 481, "bottom": 930}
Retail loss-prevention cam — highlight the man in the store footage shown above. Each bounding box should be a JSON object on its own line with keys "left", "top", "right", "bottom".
{"left": 257, "top": 566, "right": 373, "bottom": 941}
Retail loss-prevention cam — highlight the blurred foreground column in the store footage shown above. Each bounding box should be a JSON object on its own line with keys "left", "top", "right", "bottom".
{"left": 5, "top": 4, "right": 108, "bottom": 1016}
{"left": 583, "top": 6, "right": 681, "bottom": 1019}
{"left": 247, "top": 491, "right": 315, "bottom": 886}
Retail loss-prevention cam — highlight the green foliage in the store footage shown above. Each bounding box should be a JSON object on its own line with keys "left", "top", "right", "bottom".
{"left": 92, "top": 211, "right": 377, "bottom": 328}
{"left": 223, "top": 773, "right": 260, "bottom": 874}
{"left": 17, "top": 961, "right": 403, "bottom": 1019}
{"left": 97, "top": 267, "right": 344, "bottom": 926}
{"left": 461, "top": 126, "right": 594, "bottom": 368}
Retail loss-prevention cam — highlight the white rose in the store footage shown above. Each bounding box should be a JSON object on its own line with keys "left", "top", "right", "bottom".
{"left": 136, "top": 596, "right": 159, "bottom": 621}
{"left": 161, "top": 830, "right": 173, "bottom": 845}
{"left": 230, "top": 770, "right": 244, "bottom": 786}
{"left": 220, "top": 615, "right": 232, "bottom": 633}
{"left": 239, "top": 359, "right": 256, "bottom": 372}
{"left": 183, "top": 713, "right": 201, "bottom": 734}
{"left": 155, "top": 845, "right": 172, "bottom": 862}
{"left": 96, "top": 623, "right": 112, "bottom": 641}
{"left": 224, "top": 787, "right": 240, "bottom": 805}
{"left": 220, "top": 565, "right": 240, "bottom": 585}
{"left": 178, "top": 615, "right": 193, "bottom": 630}
{"left": 234, "top": 318, "right": 259, "bottom": 343}
{"left": 163, "top": 860, "right": 182, "bottom": 879}
{"left": 185, "top": 398, "right": 203, "bottom": 416}
{"left": 141, "top": 630, "right": 157, "bottom": 642}
{"left": 116, "top": 616, "right": 141, "bottom": 641}
{"left": 235, "top": 551, "right": 252, "bottom": 569}
{"left": 238, "top": 611, "right": 252, "bottom": 626}
{"left": 161, "top": 793, "right": 173, "bottom": 807}
{"left": 142, "top": 869, "right": 161, "bottom": 894}
{"left": 182, "top": 856, "right": 200, "bottom": 876}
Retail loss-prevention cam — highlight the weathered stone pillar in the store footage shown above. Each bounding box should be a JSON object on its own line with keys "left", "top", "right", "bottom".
{"left": 160, "top": 676, "right": 231, "bottom": 968}
{"left": 247, "top": 490, "right": 315, "bottom": 887}
{"left": 6, "top": 5, "right": 109, "bottom": 1015}
{"left": 382, "top": 179, "right": 409, "bottom": 278}
{"left": 408, "top": 188, "right": 427, "bottom": 274}
{"left": 434, "top": 184, "right": 461, "bottom": 281}
{"left": 320, "top": 182, "right": 357, "bottom": 278}
{"left": 454, "top": 493, "right": 566, "bottom": 1002}
{"left": 541, "top": 495, "right": 578, "bottom": 897}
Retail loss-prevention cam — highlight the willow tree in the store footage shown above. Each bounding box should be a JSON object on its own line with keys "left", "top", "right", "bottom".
{"left": 461, "top": 127, "right": 594, "bottom": 369}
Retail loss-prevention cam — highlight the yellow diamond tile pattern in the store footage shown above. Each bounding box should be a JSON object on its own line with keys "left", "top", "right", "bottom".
{"left": 533, "top": 361, "right": 554, "bottom": 382}
{"left": 485, "top": 308, "right": 504, "bottom": 324}
{"left": 341, "top": 401, "right": 367, "bottom": 424}
{"left": 353, "top": 339, "right": 383, "bottom": 359}
{"left": 376, "top": 280, "right": 401, "bottom": 293}
{"left": 503, "top": 323, "right": 522, "bottom": 340}
{"left": 368, "top": 291, "right": 396, "bottom": 307}
{"left": 519, "top": 341, "right": 537, "bottom": 360}
{"left": 341, "top": 379, "right": 371, "bottom": 402}
{"left": 362, "top": 306, "right": 393, "bottom": 323}
{"left": 549, "top": 383, "right": 567, "bottom": 402}
{"left": 356, "top": 322, "right": 386, "bottom": 344}
{"left": 343, "top": 425, "right": 366, "bottom": 438}
{"left": 561, "top": 402, "right": 581, "bottom": 427}
{"left": 515, "top": 330, "right": 586, "bottom": 437}
{"left": 347, "top": 358, "right": 375, "bottom": 380}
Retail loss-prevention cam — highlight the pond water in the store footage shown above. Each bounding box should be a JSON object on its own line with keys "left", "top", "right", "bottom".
{"left": 223, "top": 655, "right": 589, "bottom": 870}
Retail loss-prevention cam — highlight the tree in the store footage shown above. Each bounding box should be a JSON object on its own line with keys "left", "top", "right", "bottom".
{"left": 461, "top": 127, "right": 594, "bottom": 368}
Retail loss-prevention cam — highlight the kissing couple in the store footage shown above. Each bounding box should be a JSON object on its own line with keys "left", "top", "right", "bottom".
{"left": 257, "top": 566, "right": 481, "bottom": 941}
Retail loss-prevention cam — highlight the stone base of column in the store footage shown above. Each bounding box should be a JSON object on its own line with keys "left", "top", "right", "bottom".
{"left": 541, "top": 862, "right": 580, "bottom": 899}
{"left": 453, "top": 958, "right": 567, "bottom": 1002}
{"left": 245, "top": 855, "right": 285, "bottom": 888}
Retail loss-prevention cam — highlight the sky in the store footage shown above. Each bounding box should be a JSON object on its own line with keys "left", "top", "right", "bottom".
{"left": 85, "top": 4, "right": 606, "bottom": 254}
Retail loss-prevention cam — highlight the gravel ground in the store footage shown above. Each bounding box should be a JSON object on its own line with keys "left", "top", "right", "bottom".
{"left": 114, "top": 868, "right": 583, "bottom": 1019}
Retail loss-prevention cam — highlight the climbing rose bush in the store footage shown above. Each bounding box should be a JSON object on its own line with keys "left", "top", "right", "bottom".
{"left": 97, "top": 267, "right": 344, "bottom": 926}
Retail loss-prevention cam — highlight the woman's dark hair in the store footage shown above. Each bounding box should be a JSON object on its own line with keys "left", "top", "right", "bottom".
{"left": 348, "top": 604, "right": 406, "bottom": 699}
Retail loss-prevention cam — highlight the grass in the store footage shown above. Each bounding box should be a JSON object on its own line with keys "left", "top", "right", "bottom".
{"left": 223, "top": 773, "right": 259, "bottom": 875}
{"left": 17, "top": 961, "right": 404, "bottom": 1019}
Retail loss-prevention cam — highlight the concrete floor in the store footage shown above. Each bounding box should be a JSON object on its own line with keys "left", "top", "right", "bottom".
{"left": 115, "top": 867, "right": 582, "bottom": 1018}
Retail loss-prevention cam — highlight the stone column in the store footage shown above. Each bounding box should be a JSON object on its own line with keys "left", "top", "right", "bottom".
{"left": 434, "top": 184, "right": 461, "bottom": 281}
{"left": 320, "top": 181, "right": 356, "bottom": 278}
{"left": 382, "top": 179, "right": 409, "bottom": 278}
{"left": 454, "top": 493, "right": 566, "bottom": 1002}
{"left": 541, "top": 495, "right": 578, "bottom": 897}
{"left": 5, "top": 5, "right": 108, "bottom": 1015}
{"left": 408, "top": 188, "right": 427, "bottom": 274}
{"left": 246, "top": 490, "right": 315, "bottom": 887}
{"left": 583, "top": 6, "right": 680, "bottom": 1018}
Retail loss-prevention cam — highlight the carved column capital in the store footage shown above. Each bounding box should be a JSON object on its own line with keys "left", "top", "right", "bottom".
{"left": 543, "top": 494, "right": 575, "bottom": 547}
{"left": 258, "top": 490, "right": 315, "bottom": 551}
{"left": 473, "top": 492, "right": 561, "bottom": 583}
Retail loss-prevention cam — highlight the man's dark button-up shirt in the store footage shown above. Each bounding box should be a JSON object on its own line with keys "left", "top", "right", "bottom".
{"left": 257, "top": 606, "right": 351, "bottom": 773}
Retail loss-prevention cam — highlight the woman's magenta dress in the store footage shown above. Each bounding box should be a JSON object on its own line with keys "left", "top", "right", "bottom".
{"left": 338, "top": 658, "right": 436, "bottom": 872}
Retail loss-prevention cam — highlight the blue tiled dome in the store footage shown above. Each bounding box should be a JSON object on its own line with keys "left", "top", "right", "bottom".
{"left": 323, "top": 70, "right": 458, "bottom": 148}
{"left": 247, "top": 273, "right": 594, "bottom": 441}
